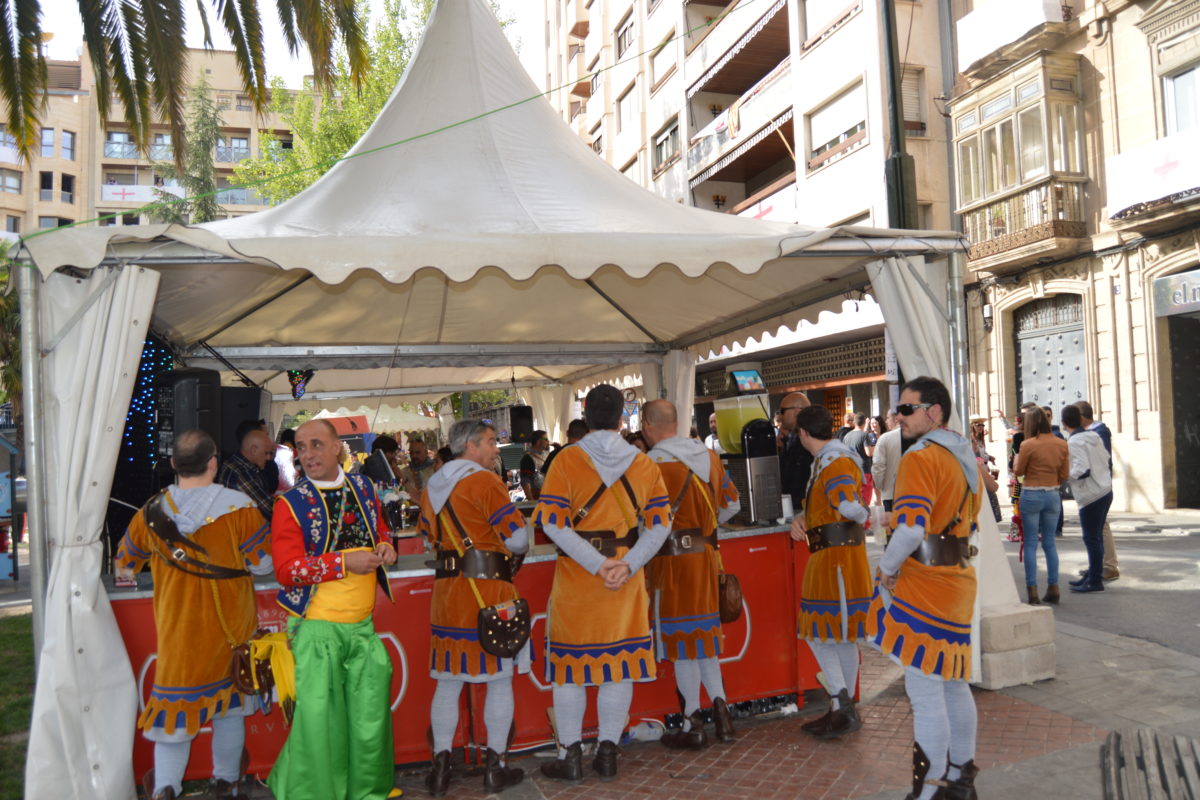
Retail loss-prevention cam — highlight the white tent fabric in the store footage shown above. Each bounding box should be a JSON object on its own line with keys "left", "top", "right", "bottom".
{"left": 312, "top": 405, "right": 442, "bottom": 432}
{"left": 866, "top": 257, "right": 951, "bottom": 383}
{"left": 26, "top": 266, "right": 158, "bottom": 800}
{"left": 663, "top": 349, "right": 699, "bottom": 439}
{"left": 522, "top": 385, "right": 575, "bottom": 445}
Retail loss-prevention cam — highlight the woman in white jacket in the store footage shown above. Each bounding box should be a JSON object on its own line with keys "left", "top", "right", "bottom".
{"left": 1060, "top": 404, "right": 1113, "bottom": 593}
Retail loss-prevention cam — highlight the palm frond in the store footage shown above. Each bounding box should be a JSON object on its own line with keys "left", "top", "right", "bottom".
{"left": 141, "top": 0, "right": 189, "bottom": 169}
{"left": 273, "top": 0, "right": 301, "bottom": 57}
{"left": 329, "top": 0, "right": 368, "bottom": 91}
{"left": 214, "top": 0, "right": 268, "bottom": 107}
{"left": 0, "top": 0, "right": 47, "bottom": 158}
{"left": 193, "top": 0, "right": 213, "bottom": 48}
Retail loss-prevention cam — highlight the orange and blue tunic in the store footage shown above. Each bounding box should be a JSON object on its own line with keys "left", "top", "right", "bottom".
{"left": 115, "top": 490, "right": 269, "bottom": 738}
{"left": 799, "top": 442, "right": 872, "bottom": 643}
{"left": 417, "top": 469, "right": 529, "bottom": 680}
{"left": 868, "top": 430, "right": 981, "bottom": 681}
{"left": 645, "top": 446, "right": 739, "bottom": 661}
{"left": 532, "top": 440, "right": 671, "bottom": 686}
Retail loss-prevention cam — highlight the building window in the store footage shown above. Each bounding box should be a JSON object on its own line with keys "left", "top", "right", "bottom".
{"left": 216, "top": 95, "right": 232, "bottom": 110}
{"left": 651, "top": 35, "right": 675, "bottom": 87}
{"left": 653, "top": 119, "right": 680, "bottom": 170}
{"left": 99, "top": 216, "right": 118, "bottom": 227}
{"left": 807, "top": 81, "right": 867, "bottom": 170}
{"left": 151, "top": 133, "right": 173, "bottom": 160}
{"left": 40, "top": 128, "right": 55, "bottom": 158}
{"left": 61, "top": 130, "right": 76, "bottom": 160}
{"left": 803, "top": 0, "right": 859, "bottom": 47}
{"left": 621, "top": 155, "right": 640, "bottom": 183}
{"left": 1164, "top": 64, "right": 1199, "bottom": 134}
{"left": 953, "top": 72, "right": 1082, "bottom": 209}
{"left": 217, "top": 136, "right": 250, "bottom": 162}
{"left": 617, "top": 83, "right": 638, "bottom": 133}
{"left": 902, "top": 68, "right": 926, "bottom": 136}
{"left": 104, "top": 131, "right": 136, "bottom": 159}
{"left": 39, "top": 171, "right": 54, "bottom": 201}
{"left": 236, "top": 95, "right": 253, "bottom": 111}
{"left": 123, "top": 214, "right": 140, "bottom": 225}
{"left": 5, "top": 215, "right": 18, "bottom": 233}
{"left": 61, "top": 174, "right": 75, "bottom": 204}
{"left": 592, "top": 133, "right": 604, "bottom": 155}
{"left": 0, "top": 169, "right": 19, "bottom": 193}
{"left": 39, "top": 216, "right": 71, "bottom": 229}
{"left": 615, "top": 14, "right": 635, "bottom": 59}
{"left": 588, "top": 56, "right": 601, "bottom": 96}
{"left": 0, "top": 125, "right": 15, "bottom": 149}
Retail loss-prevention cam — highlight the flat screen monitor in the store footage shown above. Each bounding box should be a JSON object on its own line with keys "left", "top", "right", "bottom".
{"left": 731, "top": 369, "right": 765, "bottom": 393}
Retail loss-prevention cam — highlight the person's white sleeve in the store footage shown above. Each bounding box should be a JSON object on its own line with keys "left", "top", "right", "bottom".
{"left": 621, "top": 521, "right": 673, "bottom": 574}
{"left": 878, "top": 523, "right": 924, "bottom": 576}
{"left": 505, "top": 524, "right": 530, "bottom": 555}
{"left": 718, "top": 497, "right": 740, "bottom": 525}
{"left": 541, "top": 521, "right": 606, "bottom": 574}
{"left": 1068, "top": 441, "right": 1091, "bottom": 480}
{"left": 248, "top": 555, "right": 274, "bottom": 576}
{"left": 837, "top": 500, "right": 869, "bottom": 525}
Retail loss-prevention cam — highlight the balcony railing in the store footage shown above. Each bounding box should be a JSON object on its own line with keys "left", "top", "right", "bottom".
{"left": 61, "top": 191, "right": 73, "bottom": 204}
{"left": 104, "top": 141, "right": 138, "bottom": 159}
{"left": 149, "top": 144, "right": 173, "bottom": 160}
{"left": 687, "top": 57, "right": 791, "bottom": 178}
{"left": 215, "top": 146, "right": 251, "bottom": 163}
{"left": 961, "top": 177, "right": 1086, "bottom": 260}
{"left": 39, "top": 189, "right": 53, "bottom": 201}
{"left": 0, "top": 143, "right": 21, "bottom": 165}
{"left": 957, "top": 0, "right": 1073, "bottom": 74}
{"left": 216, "top": 188, "right": 266, "bottom": 205}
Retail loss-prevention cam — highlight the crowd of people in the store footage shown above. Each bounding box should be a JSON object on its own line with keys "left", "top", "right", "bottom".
{"left": 112, "top": 375, "right": 1120, "bottom": 800}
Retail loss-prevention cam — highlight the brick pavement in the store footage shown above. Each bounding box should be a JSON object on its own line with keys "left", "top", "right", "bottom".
{"left": 386, "top": 646, "right": 1106, "bottom": 800}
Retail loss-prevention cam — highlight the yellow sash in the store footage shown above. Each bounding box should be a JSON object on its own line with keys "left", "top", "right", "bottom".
{"left": 306, "top": 547, "right": 377, "bottom": 623}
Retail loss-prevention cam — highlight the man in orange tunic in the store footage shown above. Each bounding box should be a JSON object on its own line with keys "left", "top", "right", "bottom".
{"left": 868, "top": 376, "right": 982, "bottom": 800}
{"left": 114, "top": 430, "right": 272, "bottom": 800}
{"left": 641, "top": 399, "right": 740, "bottom": 749}
{"left": 532, "top": 384, "right": 672, "bottom": 783}
{"left": 790, "top": 405, "right": 871, "bottom": 740}
{"left": 418, "top": 420, "right": 529, "bottom": 796}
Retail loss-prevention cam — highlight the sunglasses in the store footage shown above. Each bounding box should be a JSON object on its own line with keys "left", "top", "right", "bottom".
{"left": 896, "top": 402, "right": 933, "bottom": 416}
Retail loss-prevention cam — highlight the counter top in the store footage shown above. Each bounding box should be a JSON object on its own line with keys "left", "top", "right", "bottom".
{"left": 105, "top": 522, "right": 791, "bottom": 600}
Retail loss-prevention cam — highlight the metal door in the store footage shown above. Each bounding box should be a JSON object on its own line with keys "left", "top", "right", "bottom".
{"left": 1014, "top": 295, "right": 1087, "bottom": 413}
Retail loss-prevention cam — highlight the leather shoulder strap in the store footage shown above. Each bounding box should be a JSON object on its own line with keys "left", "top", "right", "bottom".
{"left": 669, "top": 468, "right": 693, "bottom": 515}
{"left": 144, "top": 492, "right": 250, "bottom": 580}
{"left": 572, "top": 483, "right": 609, "bottom": 528}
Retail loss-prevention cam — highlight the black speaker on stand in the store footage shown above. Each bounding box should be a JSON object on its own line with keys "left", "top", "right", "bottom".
{"left": 510, "top": 405, "right": 534, "bottom": 443}
{"left": 154, "top": 368, "right": 222, "bottom": 488}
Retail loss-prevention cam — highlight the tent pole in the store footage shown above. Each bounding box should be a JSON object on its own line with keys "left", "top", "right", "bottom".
{"left": 947, "top": 251, "right": 969, "bottom": 434}
{"left": 18, "top": 261, "right": 48, "bottom": 666}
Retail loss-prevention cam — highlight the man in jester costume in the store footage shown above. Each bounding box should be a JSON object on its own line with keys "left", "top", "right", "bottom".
{"left": 868, "top": 376, "right": 983, "bottom": 800}
{"left": 641, "top": 399, "right": 741, "bottom": 749}
{"left": 790, "top": 404, "right": 871, "bottom": 740}
{"left": 268, "top": 419, "right": 400, "bottom": 800}
{"left": 114, "top": 430, "right": 272, "bottom": 800}
{"left": 417, "top": 419, "right": 529, "bottom": 796}
{"left": 532, "top": 384, "right": 672, "bottom": 783}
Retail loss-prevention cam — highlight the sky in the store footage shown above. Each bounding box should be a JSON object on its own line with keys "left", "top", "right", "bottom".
{"left": 37, "top": 0, "right": 545, "bottom": 89}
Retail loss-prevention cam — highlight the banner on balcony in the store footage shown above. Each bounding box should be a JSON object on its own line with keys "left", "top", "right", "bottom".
{"left": 1107, "top": 129, "right": 1200, "bottom": 219}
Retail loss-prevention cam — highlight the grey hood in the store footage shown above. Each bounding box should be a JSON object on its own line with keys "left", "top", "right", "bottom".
{"left": 648, "top": 436, "right": 715, "bottom": 482}
{"left": 577, "top": 430, "right": 640, "bottom": 487}
{"left": 166, "top": 484, "right": 255, "bottom": 535}
{"left": 915, "top": 428, "right": 980, "bottom": 493}
{"left": 426, "top": 459, "right": 489, "bottom": 514}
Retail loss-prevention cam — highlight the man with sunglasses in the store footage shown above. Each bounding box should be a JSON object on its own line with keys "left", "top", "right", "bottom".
{"left": 868, "top": 377, "right": 982, "bottom": 800}
{"left": 777, "top": 392, "right": 815, "bottom": 532}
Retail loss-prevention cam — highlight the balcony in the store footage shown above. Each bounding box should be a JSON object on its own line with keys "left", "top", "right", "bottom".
{"left": 216, "top": 187, "right": 266, "bottom": 205}
{"left": 215, "top": 146, "right": 251, "bottom": 163}
{"left": 100, "top": 183, "right": 185, "bottom": 203}
{"left": 961, "top": 177, "right": 1087, "bottom": 271}
{"left": 1107, "top": 128, "right": 1200, "bottom": 234}
{"left": 957, "top": 0, "right": 1074, "bottom": 79}
{"left": 149, "top": 144, "right": 174, "bottom": 160}
{"left": 687, "top": 57, "right": 791, "bottom": 181}
{"left": 103, "top": 141, "right": 138, "bottom": 159}
{"left": 686, "top": 0, "right": 788, "bottom": 97}
{"left": 568, "top": 0, "right": 588, "bottom": 39}
{"left": 0, "top": 143, "right": 21, "bottom": 165}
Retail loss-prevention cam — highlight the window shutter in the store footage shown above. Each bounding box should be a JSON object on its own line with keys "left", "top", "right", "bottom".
{"left": 902, "top": 70, "right": 922, "bottom": 122}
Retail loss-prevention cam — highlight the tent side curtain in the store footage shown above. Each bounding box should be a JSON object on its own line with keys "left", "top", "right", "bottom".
{"left": 26, "top": 265, "right": 159, "bottom": 800}
{"left": 865, "top": 255, "right": 952, "bottom": 396}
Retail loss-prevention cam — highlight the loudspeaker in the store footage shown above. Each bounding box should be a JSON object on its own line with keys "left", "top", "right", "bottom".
{"left": 156, "top": 368, "right": 222, "bottom": 461}
{"left": 510, "top": 405, "right": 534, "bottom": 443}
{"left": 220, "top": 386, "right": 272, "bottom": 456}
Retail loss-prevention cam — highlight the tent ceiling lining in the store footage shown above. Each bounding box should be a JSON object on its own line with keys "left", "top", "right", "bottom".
{"left": 276, "top": 379, "right": 548, "bottom": 403}
{"left": 186, "top": 343, "right": 667, "bottom": 372}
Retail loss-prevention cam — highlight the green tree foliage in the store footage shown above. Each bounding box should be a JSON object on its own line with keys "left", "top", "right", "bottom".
{"left": 1, "top": 0, "right": 370, "bottom": 169}
{"left": 143, "top": 74, "right": 225, "bottom": 224}
{"left": 236, "top": 0, "right": 511, "bottom": 205}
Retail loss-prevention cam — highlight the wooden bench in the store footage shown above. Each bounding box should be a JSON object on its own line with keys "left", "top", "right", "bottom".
{"left": 1102, "top": 728, "right": 1200, "bottom": 799}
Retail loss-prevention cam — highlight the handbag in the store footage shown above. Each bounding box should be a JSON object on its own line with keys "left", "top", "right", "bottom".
{"left": 439, "top": 505, "right": 531, "bottom": 659}
{"left": 718, "top": 572, "right": 744, "bottom": 623}
{"left": 230, "top": 629, "right": 276, "bottom": 697}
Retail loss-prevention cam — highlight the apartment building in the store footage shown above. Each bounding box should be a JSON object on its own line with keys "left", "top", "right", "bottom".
{"left": 539, "top": 0, "right": 952, "bottom": 420}
{"left": 0, "top": 48, "right": 292, "bottom": 237}
{"left": 951, "top": 0, "right": 1200, "bottom": 511}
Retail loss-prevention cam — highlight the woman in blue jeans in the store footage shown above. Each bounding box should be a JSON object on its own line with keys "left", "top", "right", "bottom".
{"left": 1012, "top": 408, "right": 1070, "bottom": 604}
{"left": 1061, "top": 404, "right": 1114, "bottom": 593}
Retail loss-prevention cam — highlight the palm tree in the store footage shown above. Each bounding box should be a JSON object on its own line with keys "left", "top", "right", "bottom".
{"left": 0, "top": 0, "right": 370, "bottom": 167}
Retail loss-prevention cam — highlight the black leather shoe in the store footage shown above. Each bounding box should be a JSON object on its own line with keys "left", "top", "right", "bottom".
{"left": 425, "top": 750, "right": 452, "bottom": 797}
{"left": 592, "top": 740, "right": 619, "bottom": 782}
{"left": 1070, "top": 582, "right": 1105, "bottom": 593}
{"left": 539, "top": 741, "right": 583, "bottom": 784}
{"left": 800, "top": 709, "right": 834, "bottom": 736}
{"left": 816, "top": 689, "right": 862, "bottom": 740}
{"left": 713, "top": 697, "right": 736, "bottom": 742}
{"left": 943, "top": 759, "right": 979, "bottom": 800}
{"left": 483, "top": 747, "right": 524, "bottom": 793}
{"left": 1069, "top": 573, "right": 1088, "bottom": 587}
{"left": 661, "top": 711, "right": 708, "bottom": 750}
{"left": 210, "top": 778, "right": 239, "bottom": 800}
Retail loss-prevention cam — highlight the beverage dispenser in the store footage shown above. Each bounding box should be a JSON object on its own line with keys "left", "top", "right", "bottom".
{"left": 714, "top": 369, "right": 782, "bottom": 525}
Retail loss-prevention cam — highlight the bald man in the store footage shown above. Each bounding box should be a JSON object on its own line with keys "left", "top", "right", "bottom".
{"left": 643, "top": 400, "right": 741, "bottom": 748}
{"left": 777, "top": 392, "right": 814, "bottom": 526}
{"left": 268, "top": 419, "right": 400, "bottom": 800}
{"left": 219, "top": 427, "right": 278, "bottom": 520}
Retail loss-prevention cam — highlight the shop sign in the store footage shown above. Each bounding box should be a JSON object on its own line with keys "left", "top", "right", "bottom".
{"left": 1153, "top": 268, "right": 1200, "bottom": 318}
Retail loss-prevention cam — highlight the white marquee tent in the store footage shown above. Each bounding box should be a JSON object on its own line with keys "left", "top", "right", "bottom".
{"left": 14, "top": 1, "right": 1016, "bottom": 797}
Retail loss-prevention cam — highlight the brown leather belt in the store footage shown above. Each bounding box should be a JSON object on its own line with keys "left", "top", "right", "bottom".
{"left": 807, "top": 521, "right": 866, "bottom": 553}
{"left": 909, "top": 534, "right": 976, "bottom": 568}
{"left": 556, "top": 529, "right": 640, "bottom": 559}
{"left": 657, "top": 527, "right": 718, "bottom": 557}
{"left": 426, "top": 549, "right": 514, "bottom": 581}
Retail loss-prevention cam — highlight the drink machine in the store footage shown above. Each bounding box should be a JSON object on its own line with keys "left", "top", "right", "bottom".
{"left": 715, "top": 369, "right": 782, "bottom": 525}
